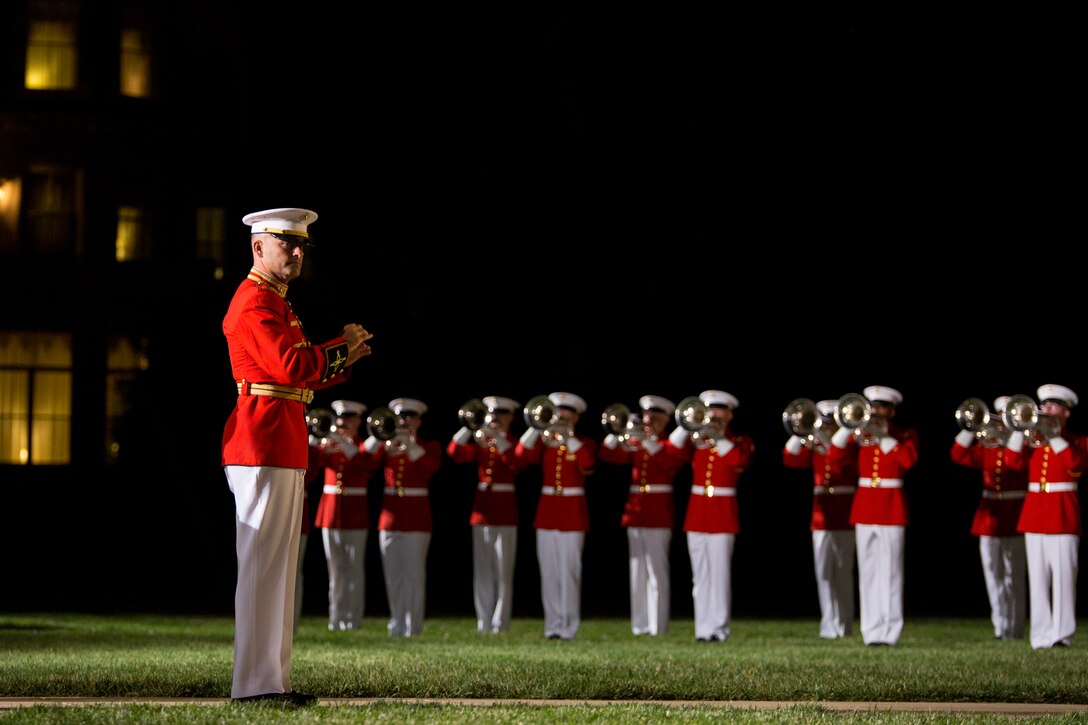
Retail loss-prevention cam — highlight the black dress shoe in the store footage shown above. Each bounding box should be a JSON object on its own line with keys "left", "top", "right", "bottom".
{"left": 546, "top": 634, "right": 562, "bottom": 640}
{"left": 232, "top": 692, "right": 317, "bottom": 707}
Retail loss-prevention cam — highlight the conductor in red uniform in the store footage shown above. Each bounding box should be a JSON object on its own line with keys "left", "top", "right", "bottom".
{"left": 447, "top": 395, "right": 527, "bottom": 633}
{"left": 950, "top": 395, "right": 1028, "bottom": 640}
{"left": 515, "top": 392, "right": 598, "bottom": 640}
{"left": 222, "top": 207, "right": 372, "bottom": 704}
{"left": 672, "top": 389, "right": 755, "bottom": 643}
{"left": 1013, "top": 384, "right": 1086, "bottom": 649}
{"left": 827, "top": 385, "right": 917, "bottom": 647}
{"left": 782, "top": 399, "right": 857, "bottom": 639}
{"left": 599, "top": 395, "right": 686, "bottom": 636}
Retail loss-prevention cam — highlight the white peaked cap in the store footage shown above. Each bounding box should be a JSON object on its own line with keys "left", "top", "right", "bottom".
{"left": 483, "top": 396, "right": 520, "bottom": 412}
{"left": 331, "top": 400, "right": 366, "bottom": 417}
{"left": 639, "top": 395, "right": 676, "bottom": 415}
{"left": 992, "top": 396, "right": 1011, "bottom": 414}
{"left": 863, "top": 385, "right": 903, "bottom": 405}
{"left": 1037, "top": 384, "right": 1078, "bottom": 408}
{"left": 389, "top": 398, "right": 428, "bottom": 416}
{"left": 816, "top": 399, "right": 837, "bottom": 417}
{"left": 699, "top": 390, "right": 739, "bottom": 409}
{"left": 549, "top": 392, "right": 587, "bottom": 413}
{"left": 242, "top": 207, "right": 317, "bottom": 238}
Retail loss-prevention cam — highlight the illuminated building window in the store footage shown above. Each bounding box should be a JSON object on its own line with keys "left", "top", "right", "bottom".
{"left": 196, "top": 206, "right": 226, "bottom": 279}
{"left": 120, "top": 27, "right": 150, "bottom": 98}
{"left": 105, "top": 336, "right": 149, "bottom": 464}
{"left": 25, "top": 1, "right": 80, "bottom": 91}
{"left": 115, "top": 205, "right": 149, "bottom": 261}
{"left": 0, "top": 178, "right": 20, "bottom": 255}
{"left": 24, "top": 166, "right": 82, "bottom": 256}
{"left": 0, "top": 332, "right": 73, "bottom": 465}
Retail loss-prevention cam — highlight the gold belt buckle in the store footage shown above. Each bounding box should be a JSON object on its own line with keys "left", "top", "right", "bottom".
{"left": 555, "top": 485, "right": 564, "bottom": 496}
{"left": 396, "top": 487, "right": 404, "bottom": 497}
{"left": 870, "top": 477, "right": 880, "bottom": 488}
{"left": 640, "top": 484, "right": 649, "bottom": 494}
{"left": 1042, "top": 481, "right": 1049, "bottom": 493}
{"left": 706, "top": 485, "right": 715, "bottom": 497}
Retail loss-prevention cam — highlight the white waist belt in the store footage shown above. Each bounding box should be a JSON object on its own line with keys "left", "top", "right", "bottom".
{"left": 813, "top": 485, "right": 856, "bottom": 495}
{"left": 982, "top": 490, "right": 1027, "bottom": 500}
{"left": 383, "top": 486, "right": 429, "bottom": 497}
{"left": 859, "top": 477, "right": 903, "bottom": 489}
{"left": 541, "top": 486, "right": 585, "bottom": 496}
{"left": 323, "top": 484, "right": 367, "bottom": 496}
{"left": 478, "top": 482, "right": 516, "bottom": 492}
{"left": 690, "top": 485, "right": 736, "bottom": 497}
{"left": 1028, "top": 482, "right": 1078, "bottom": 493}
{"left": 629, "top": 484, "right": 672, "bottom": 494}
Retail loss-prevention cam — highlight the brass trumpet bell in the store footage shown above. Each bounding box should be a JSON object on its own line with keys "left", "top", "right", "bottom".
{"left": 834, "top": 393, "right": 871, "bottom": 431}
{"left": 782, "top": 398, "right": 819, "bottom": 438}
{"left": 524, "top": 394, "right": 557, "bottom": 431}
{"left": 955, "top": 397, "right": 990, "bottom": 432}
{"left": 366, "top": 406, "right": 399, "bottom": 441}
{"left": 601, "top": 403, "right": 632, "bottom": 437}
{"left": 458, "top": 398, "right": 489, "bottom": 431}
{"left": 306, "top": 407, "right": 336, "bottom": 438}
{"left": 1002, "top": 394, "right": 1038, "bottom": 432}
{"left": 675, "top": 396, "right": 709, "bottom": 432}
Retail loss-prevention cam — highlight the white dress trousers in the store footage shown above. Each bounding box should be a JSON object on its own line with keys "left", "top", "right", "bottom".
{"left": 472, "top": 524, "right": 517, "bottom": 633}
{"left": 379, "top": 530, "right": 431, "bottom": 637}
{"left": 322, "top": 528, "right": 368, "bottom": 630}
{"left": 294, "top": 533, "right": 307, "bottom": 633}
{"left": 812, "top": 529, "right": 855, "bottom": 639}
{"left": 855, "top": 523, "right": 904, "bottom": 645}
{"left": 1024, "top": 532, "right": 1078, "bottom": 649}
{"left": 686, "top": 531, "right": 734, "bottom": 641}
{"left": 536, "top": 529, "right": 585, "bottom": 639}
{"left": 628, "top": 527, "right": 671, "bottom": 636}
{"left": 979, "top": 534, "right": 1026, "bottom": 640}
{"left": 226, "top": 465, "right": 305, "bottom": 700}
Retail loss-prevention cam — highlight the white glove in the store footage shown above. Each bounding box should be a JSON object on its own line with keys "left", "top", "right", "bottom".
{"left": 954, "top": 429, "right": 976, "bottom": 448}
{"left": 363, "top": 435, "right": 382, "bottom": 454}
{"left": 785, "top": 435, "right": 805, "bottom": 455}
{"left": 831, "top": 427, "right": 852, "bottom": 449}
{"left": 1048, "top": 437, "right": 1069, "bottom": 454}
{"left": 603, "top": 433, "right": 620, "bottom": 450}
{"left": 879, "top": 436, "right": 899, "bottom": 455}
{"left": 407, "top": 442, "right": 426, "bottom": 462}
{"left": 519, "top": 428, "right": 541, "bottom": 449}
{"left": 565, "top": 436, "right": 583, "bottom": 453}
{"left": 327, "top": 431, "right": 357, "bottom": 459}
{"left": 452, "top": 426, "right": 473, "bottom": 446}
{"left": 1006, "top": 430, "right": 1025, "bottom": 452}
{"left": 642, "top": 437, "right": 662, "bottom": 456}
{"left": 669, "top": 427, "right": 690, "bottom": 448}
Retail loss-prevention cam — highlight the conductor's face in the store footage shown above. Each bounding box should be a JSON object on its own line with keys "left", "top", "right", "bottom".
{"left": 254, "top": 233, "right": 306, "bottom": 284}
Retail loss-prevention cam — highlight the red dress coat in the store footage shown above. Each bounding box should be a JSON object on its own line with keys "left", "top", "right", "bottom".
{"left": 782, "top": 440, "right": 857, "bottom": 531}
{"left": 447, "top": 434, "right": 527, "bottom": 527}
{"left": 516, "top": 435, "right": 598, "bottom": 532}
{"left": 826, "top": 424, "right": 918, "bottom": 526}
{"left": 950, "top": 439, "right": 1029, "bottom": 537}
{"left": 600, "top": 438, "right": 687, "bottom": 529}
{"left": 1014, "top": 433, "right": 1087, "bottom": 535}
{"left": 222, "top": 268, "right": 352, "bottom": 469}
{"left": 313, "top": 437, "right": 377, "bottom": 530}
{"left": 372, "top": 438, "right": 443, "bottom": 533}
{"left": 681, "top": 432, "right": 756, "bottom": 535}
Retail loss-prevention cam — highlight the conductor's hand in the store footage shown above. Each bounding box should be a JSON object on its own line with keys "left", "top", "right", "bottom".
{"left": 342, "top": 323, "right": 374, "bottom": 366}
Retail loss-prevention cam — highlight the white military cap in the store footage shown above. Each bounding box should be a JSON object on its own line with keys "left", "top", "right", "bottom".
{"left": 483, "top": 396, "right": 520, "bottom": 413}
{"left": 863, "top": 385, "right": 903, "bottom": 405}
{"left": 389, "top": 397, "right": 428, "bottom": 416}
{"left": 331, "top": 399, "right": 366, "bottom": 417}
{"left": 549, "top": 391, "right": 587, "bottom": 413}
{"left": 992, "top": 396, "right": 1011, "bottom": 414}
{"left": 816, "top": 399, "right": 837, "bottom": 417}
{"left": 242, "top": 207, "right": 318, "bottom": 239}
{"left": 639, "top": 395, "right": 676, "bottom": 415}
{"left": 1037, "top": 384, "right": 1078, "bottom": 408}
{"left": 699, "top": 389, "right": 739, "bottom": 409}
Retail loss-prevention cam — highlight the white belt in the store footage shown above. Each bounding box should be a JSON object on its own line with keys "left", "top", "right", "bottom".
{"left": 858, "top": 477, "right": 903, "bottom": 489}
{"left": 690, "top": 485, "right": 736, "bottom": 497}
{"left": 813, "top": 485, "right": 856, "bottom": 495}
{"left": 541, "top": 486, "right": 585, "bottom": 496}
{"left": 478, "top": 482, "right": 515, "bottom": 492}
{"left": 383, "top": 486, "right": 429, "bottom": 497}
{"left": 629, "top": 484, "right": 672, "bottom": 494}
{"left": 982, "top": 490, "right": 1026, "bottom": 500}
{"left": 323, "top": 484, "right": 367, "bottom": 496}
{"left": 1028, "top": 482, "right": 1078, "bottom": 493}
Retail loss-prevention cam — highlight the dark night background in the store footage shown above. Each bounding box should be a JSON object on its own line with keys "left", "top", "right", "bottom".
{"left": 6, "top": 7, "right": 1084, "bottom": 629}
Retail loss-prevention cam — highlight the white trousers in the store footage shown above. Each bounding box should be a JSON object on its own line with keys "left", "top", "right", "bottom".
{"left": 686, "top": 531, "right": 734, "bottom": 641}
{"left": 379, "top": 530, "right": 430, "bottom": 637}
{"left": 855, "top": 523, "right": 904, "bottom": 645}
{"left": 294, "top": 533, "right": 307, "bottom": 633}
{"left": 813, "top": 529, "right": 855, "bottom": 639}
{"left": 322, "top": 528, "right": 368, "bottom": 630}
{"left": 979, "top": 534, "right": 1026, "bottom": 640}
{"left": 628, "top": 527, "right": 671, "bottom": 635}
{"left": 225, "top": 465, "right": 304, "bottom": 699}
{"left": 536, "top": 529, "right": 584, "bottom": 639}
{"left": 472, "top": 524, "right": 517, "bottom": 633}
{"left": 1024, "top": 532, "right": 1079, "bottom": 649}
